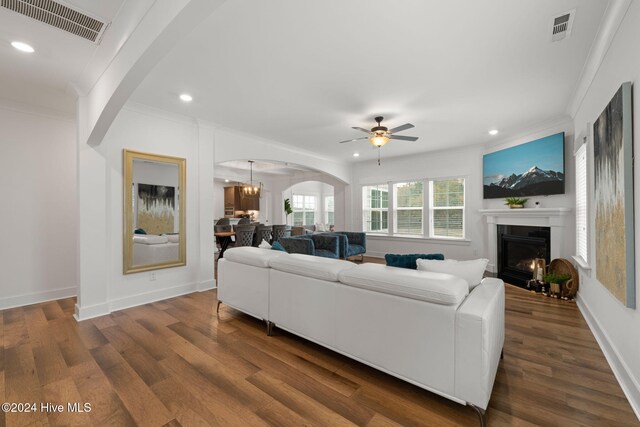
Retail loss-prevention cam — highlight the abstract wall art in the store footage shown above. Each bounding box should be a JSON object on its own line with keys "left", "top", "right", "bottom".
{"left": 593, "top": 81, "right": 635, "bottom": 309}
{"left": 136, "top": 183, "right": 176, "bottom": 235}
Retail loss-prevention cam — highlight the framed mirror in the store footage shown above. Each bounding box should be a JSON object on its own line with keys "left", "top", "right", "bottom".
{"left": 123, "top": 149, "right": 186, "bottom": 274}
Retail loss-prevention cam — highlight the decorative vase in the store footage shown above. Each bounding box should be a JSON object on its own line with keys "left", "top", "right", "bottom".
{"left": 509, "top": 204, "right": 524, "bottom": 209}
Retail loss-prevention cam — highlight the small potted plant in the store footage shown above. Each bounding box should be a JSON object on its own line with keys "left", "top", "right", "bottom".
{"left": 284, "top": 198, "right": 293, "bottom": 225}
{"left": 542, "top": 272, "right": 571, "bottom": 298}
{"left": 504, "top": 197, "right": 529, "bottom": 209}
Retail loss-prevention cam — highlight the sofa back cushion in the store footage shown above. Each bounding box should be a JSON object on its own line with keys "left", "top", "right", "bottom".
{"left": 224, "top": 246, "right": 287, "bottom": 268}
{"left": 269, "top": 253, "right": 356, "bottom": 282}
{"left": 416, "top": 258, "right": 489, "bottom": 291}
{"left": 133, "top": 235, "right": 168, "bottom": 245}
{"left": 385, "top": 253, "right": 445, "bottom": 269}
{"left": 338, "top": 263, "right": 468, "bottom": 305}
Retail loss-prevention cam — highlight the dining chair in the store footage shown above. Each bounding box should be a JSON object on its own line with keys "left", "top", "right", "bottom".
{"left": 271, "top": 225, "right": 291, "bottom": 243}
{"left": 253, "top": 225, "right": 273, "bottom": 247}
{"left": 234, "top": 225, "right": 255, "bottom": 247}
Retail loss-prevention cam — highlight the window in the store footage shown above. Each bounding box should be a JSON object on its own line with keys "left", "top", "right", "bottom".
{"left": 394, "top": 181, "right": 423, "bottom": 234}
{"left": 430, "top": 178, "right": 464, "bottom": 238}
{"left": 292, "top": 194, "right": 316, "bottom": 226}
{"left": 575, "top": 143, "right": 588, "bottom": 263}
{"left": 362, "top": 184, "right": 388, "bottom": 232}
{"left": 324, "top": 196, "right": 334, "bottom": 225}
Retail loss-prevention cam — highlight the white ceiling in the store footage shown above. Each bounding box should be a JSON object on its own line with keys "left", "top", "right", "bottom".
{"left": 131, "top": 0, "right": 609, "bottom": 162}
{"left": 0, "top": 0, "right": 153, "bottom": 114}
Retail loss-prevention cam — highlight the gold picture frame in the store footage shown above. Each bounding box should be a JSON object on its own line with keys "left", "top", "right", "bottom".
{"left": 123, "top": 149, "right": 186, "bottom": 274}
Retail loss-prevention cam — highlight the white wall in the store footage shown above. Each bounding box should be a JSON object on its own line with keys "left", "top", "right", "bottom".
{"left": 0, "top": 102, "right": 77, "bottom": 309}
{"left": 76, "top": 103, "right": 215, "bottom": 319}
{"left": 572, "top": 1, "right": 640, "bottom": 417}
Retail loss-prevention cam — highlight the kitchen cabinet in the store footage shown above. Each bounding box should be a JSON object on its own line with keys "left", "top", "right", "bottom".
{"left": 224, "top": 186, "right": 260, "bottom": 215}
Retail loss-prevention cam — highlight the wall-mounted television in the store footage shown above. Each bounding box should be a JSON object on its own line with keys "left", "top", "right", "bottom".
{"left": 483, "top": 132, "right": 565, "bottom": 199}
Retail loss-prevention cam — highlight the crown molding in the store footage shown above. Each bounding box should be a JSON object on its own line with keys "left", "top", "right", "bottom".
{"left": 567, "top": 0, "right": 632, "bottom": 118}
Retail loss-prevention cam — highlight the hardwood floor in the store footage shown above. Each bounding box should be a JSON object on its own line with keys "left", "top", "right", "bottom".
{"left": 2, "top": 266, "right": 638, "bottom": 425}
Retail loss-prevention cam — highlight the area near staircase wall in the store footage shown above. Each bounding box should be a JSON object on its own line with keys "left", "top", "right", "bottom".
{"left": 0, "top": 102, "right": 77, "bottom": 310}
{"left": 572, "top": 1, "right": 640, "bottom": 418}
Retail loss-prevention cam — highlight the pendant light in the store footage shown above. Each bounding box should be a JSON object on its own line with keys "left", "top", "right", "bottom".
{"left": 241, "top": 160, "right": 262, "bottom": 198}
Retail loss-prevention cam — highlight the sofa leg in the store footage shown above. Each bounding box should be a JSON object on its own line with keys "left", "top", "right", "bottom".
{"left": 467, "top": 404, "right": 487, "bottom": 427}
{"left": 501, "top": 349, "right": 504, "bottom": 360}
{"left": 266, "top": 321, "right": 275, "bottom": 336}
{"left": 216, "top": 301, "right": 221, "bottom": 314}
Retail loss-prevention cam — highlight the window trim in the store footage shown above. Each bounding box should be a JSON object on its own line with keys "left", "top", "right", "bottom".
{"left": 574, "top": 133, "right": 591, "bottom": 270}
{"left": 292, "top": 193, "right": 318, "bottom": 226}
{"left": 361, "top": 176, "right": 467, "bottom": 240}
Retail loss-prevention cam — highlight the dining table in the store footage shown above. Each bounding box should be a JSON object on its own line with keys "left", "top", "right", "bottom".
{"left": 214, "top": 231, "right": 235, "bottom": 258}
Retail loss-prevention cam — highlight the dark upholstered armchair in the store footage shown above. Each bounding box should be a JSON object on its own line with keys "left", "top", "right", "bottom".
{"left": 279, "top": 234, "right": 340, "bottom": 259}
{"left": 337, "top": 231, "right": 366, "bottom": 258}
{"left": 319, "top": 231, "right": 366, "bottom": 259}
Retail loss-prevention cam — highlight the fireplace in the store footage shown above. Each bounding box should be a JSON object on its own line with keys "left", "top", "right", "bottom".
{"left": 497, "top": 225, "right": 550, "bottom": 287}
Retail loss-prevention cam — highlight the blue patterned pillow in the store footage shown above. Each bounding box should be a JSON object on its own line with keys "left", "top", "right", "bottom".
{"left": 272, "top": 241, "right": 287, "bottom": 252}
{"left": 385, "top": 253, "right": 445, "bottom": 269}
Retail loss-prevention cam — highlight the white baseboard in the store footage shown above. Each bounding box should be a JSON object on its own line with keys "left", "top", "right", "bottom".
{"left": 74, "top": 302, "right": 110, "bottom": 321}
{"left": 0, "top": 286, "right": 76, "bottom": 311}
{"left": 108, "top": 281, "right": 200, "bottom": 313}
{"left": 576, "top": 294, "right": 640, "bottom": 420}
{"left": 199, "top": 279, "right": 216, "bottom": 291}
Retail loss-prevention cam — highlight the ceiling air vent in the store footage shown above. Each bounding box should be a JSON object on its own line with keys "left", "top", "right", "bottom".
{"left": 1, "top": 0, "right": 109, "bottom": 43}
{"left": 551, "top": 10, "right": 575, "bottom": 42}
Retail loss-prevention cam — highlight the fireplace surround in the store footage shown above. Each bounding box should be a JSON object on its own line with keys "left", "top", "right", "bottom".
{"left": 479, "top": 208, "right": 571, "bottom": 278}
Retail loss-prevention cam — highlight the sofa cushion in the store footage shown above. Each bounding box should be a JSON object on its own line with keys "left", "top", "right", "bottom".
{"left": 347, "top": 244, "right": 366, "bottom": 257}
{"left": 416, "top": 258, "right": 489, "bottom": 290}
{"left": 166, "top": 234, "right": 179, "bottom": 243}
{"left": 269, "top": 253, "right": 356, "bottom": 282}
{"left": 272, "top": 241, "right": 286, "bottom": 251}
{"left": 338, "top": 263, "right": 468, "bottom": 305}
{"left": 385, "top": 253, "right": 445, "bottom": 269}
{"left": 133, "top": 235, "right": 168, "bottom": 245}
{"left": 225, "top": 246, "right": 286, "bottom": 268}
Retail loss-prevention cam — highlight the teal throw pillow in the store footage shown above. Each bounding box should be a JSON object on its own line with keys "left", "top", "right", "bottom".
{"left": 385, "top": 253, "right": 445, "bottom": 269}
{"left": 272, "top": 241, "right": 287, "bottom": 252}
{"left": 134, "top": 228, "right": 147, "bottom": 235}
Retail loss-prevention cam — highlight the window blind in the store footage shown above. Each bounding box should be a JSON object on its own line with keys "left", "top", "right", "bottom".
{"left": 430, "top": 178, "right": 465, "bottom": 238}
{"left": 575, "top": 144, "right": 588, "bottom": 263}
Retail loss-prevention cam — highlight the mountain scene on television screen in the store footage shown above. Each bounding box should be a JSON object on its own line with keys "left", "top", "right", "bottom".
{"left": 484, "top": 166, "right": 564, "bottom": 198}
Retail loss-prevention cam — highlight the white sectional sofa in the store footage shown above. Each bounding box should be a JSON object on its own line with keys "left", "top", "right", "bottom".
{"left": 217, "top": 247, "right": 505, "bottom": 426}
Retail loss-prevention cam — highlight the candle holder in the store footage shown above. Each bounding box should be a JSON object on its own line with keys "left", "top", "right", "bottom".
{"left": 531, "top": 258, "right": 547, "bottom": 282}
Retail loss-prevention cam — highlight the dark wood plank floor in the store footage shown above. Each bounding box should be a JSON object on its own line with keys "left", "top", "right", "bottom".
{"left": 1, "top": 261, "right": 638, "bottom": 426}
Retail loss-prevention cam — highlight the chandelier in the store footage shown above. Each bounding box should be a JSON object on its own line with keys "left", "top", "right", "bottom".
{"left": 240, "top": 160, "right": 262, "bottom": 199}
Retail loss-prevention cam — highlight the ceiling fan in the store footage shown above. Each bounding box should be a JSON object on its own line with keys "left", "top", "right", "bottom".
{"left": 339, "top": 116, "right": 418, "bottom": 165}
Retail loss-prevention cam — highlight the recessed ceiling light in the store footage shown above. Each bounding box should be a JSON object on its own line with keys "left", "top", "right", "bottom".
{"left": 11, "top": 41, "right": 34, "bottom": 53}
{"left": 179, "top": 94, "right": 193, "bottom": 102}
{"left": 489, "top": 129, "right": 499, "bottom": 136}
{"left": 224, "top": 179, "right": 229, "bottom": 182}
{"left": 353, "top": 153, "right": 360, "bottom": 157}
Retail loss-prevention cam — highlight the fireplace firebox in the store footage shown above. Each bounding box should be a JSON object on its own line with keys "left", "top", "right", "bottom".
{"left": 497, "top": 225, "right": 550, "bottom": 287}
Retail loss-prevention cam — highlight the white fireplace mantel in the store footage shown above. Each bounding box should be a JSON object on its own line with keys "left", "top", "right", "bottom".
{"left": 479, "top": 208, "right": 572, "bottom": 273}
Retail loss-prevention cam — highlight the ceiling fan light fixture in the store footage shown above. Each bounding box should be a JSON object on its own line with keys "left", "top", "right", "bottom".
{"left": 370, "top": 135, "right": 390, "bottom": 147}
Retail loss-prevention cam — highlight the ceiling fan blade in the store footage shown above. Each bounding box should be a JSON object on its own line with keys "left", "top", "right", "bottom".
{"left": 352, "top": 127, "right": 372, "bottom": 134}
{"left": 339, "top": 136, "right": 369, "bottom": 144}
{"left": 390, "top": 135, "right": 419, "bottom": 141}
{"left": 388, "top": 123, "right": 415, "bottom": 134}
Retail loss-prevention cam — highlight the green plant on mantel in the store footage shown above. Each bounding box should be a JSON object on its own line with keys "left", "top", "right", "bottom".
{"left": 542, "top": 272, "right": 571, "bottom": 284}
{"left": 504, "top": 197, "right": 529, "bottom": 207}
